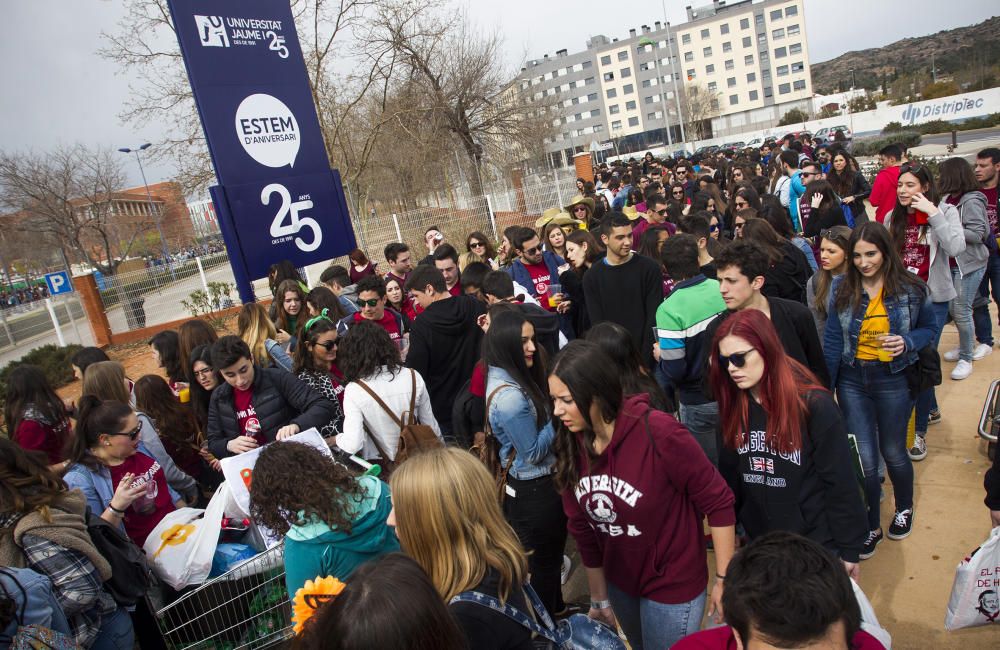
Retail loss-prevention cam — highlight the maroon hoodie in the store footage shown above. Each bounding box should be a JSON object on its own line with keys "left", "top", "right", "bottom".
{"left": 563, "top": 394, "right": 735, "bottom": 604}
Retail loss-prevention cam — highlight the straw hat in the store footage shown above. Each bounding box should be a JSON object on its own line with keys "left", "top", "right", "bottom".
{"left": 563, "top": 194, "right": 596, "bottom": 215}
{"left": 535, "top": 207, "right": 568, "bottom": 229}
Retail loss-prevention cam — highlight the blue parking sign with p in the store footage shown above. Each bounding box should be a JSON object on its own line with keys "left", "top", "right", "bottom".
{"left": 44, "top": 272, "right": 73, "bottom": 296}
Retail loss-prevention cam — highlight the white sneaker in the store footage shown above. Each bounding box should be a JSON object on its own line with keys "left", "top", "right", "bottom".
{"left": 951, "top": 359, "right": 973, "bottom": 380}
{"left": 973, "top": 343, "right": 994, "bottom": 360}
{"left": 943, "top": 348, "right": 960, "bottom": 362}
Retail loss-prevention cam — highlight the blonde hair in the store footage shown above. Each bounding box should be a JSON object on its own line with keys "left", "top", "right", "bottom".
{"left": 237, "top": 303, "right": 278, "bottom": 367}
{"left": 457, "top": 251, "right": 483, "bottom": 272}
{"left": 81, "top": 361, "right": 130, "bottom": 404}
{"left": 389, "top": 448, "right": 528, "bottom": 603}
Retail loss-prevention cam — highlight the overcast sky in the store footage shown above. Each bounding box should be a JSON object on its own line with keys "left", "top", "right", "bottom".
{"left": 1, "top": 0, "right": 995, "bottom": 193}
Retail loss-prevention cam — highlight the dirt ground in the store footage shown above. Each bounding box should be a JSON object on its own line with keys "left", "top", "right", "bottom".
{"left": 58, "top": 317, "right": 999, "bottom": 648}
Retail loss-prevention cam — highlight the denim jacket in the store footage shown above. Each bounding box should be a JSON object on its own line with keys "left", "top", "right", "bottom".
{"left": 823, "top": 275, "right": 937, "bottom": 387}
{"left": 64, "top": 444, "right": 182, "bottom": 534}
{"left": 486, "top": 367, "right": 556, "bottom": 481}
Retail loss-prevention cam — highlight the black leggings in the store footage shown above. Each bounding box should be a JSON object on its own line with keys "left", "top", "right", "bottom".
{"left": 503, "top": 474, "right": 568, "bottom": 616}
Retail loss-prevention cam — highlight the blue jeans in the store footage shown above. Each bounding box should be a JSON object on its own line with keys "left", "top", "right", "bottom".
{"left": 952, "top": 266, "right": 987, "bottom": 361}
{"left": 91, "top": 607, "right": 135, "bottom": 650}
{"left": 914, "top": 301, "right": 949, "bottom": 432}
{"left": 679, "top": 401, "right": 719, "bottom": 465}
{"left": 837, "top": 361, "right": 914, "bottom": 530}
{"left": 607, "top": 583, "right": 706, "bottom": 650}
{"left": 973, "top": 254, "right": 1000, "bottom": 345}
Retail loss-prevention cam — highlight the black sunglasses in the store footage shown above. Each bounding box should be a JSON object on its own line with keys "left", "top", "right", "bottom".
{"left": 655, "top": 208, "right": 668, "bottom": 216}
{"left": 469, "top": 241, "right": 486, "bottom": 249}
{"left": 819, "top": 228, "right": 849, "bottom": 244}
{"left": 900, "top": 162, "right": 924, "bottom": 175}
{"left": 358, "top": 298, "right": 380, "bottom": 308}
{"left": 108, "top": 423, "right": 142, "bottom": 441}
{"left": 314, "top": 340, "right": 338, "bottom": 351}
{"left": 672, "top": 189, "right": 684, "bottom": 195}
{"left": 523, "top": 245, "right": 542, "bottom": 255}
{"left": 719, "top": 348, "right": 756, "bottom": 369}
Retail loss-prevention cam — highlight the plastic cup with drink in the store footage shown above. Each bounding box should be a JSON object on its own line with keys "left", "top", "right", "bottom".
{"left": 548, "top": 284, "right": 562, "bottom": 309}
{"left": 877, "top": 334, "right": 895, "bottom": 362}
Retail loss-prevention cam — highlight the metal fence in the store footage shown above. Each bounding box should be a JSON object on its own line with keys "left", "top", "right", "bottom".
{"left": 0, "top": 294, "right": 88, "bottom": 360}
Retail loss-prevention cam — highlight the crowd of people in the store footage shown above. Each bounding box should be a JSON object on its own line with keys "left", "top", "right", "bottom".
{"left": 2, "top": 138, "right": 1000, "bottom": 650}
{"left": 0, "top": 284, "right": 50, "bottom": 312}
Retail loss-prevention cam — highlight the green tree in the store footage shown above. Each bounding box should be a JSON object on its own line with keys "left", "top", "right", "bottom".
{"left": 921, "top": 81, "right": 960, "bottom": 100}
{"left": 777, "top": 107, "right": 809, "bottom": 126}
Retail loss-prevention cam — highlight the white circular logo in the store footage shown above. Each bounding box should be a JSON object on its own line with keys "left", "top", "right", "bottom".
{"left": 584, "top": 493, "right": 616, "bottom": 523}
{"left": 234, "top": 94, "right": 300, "bottom": 168}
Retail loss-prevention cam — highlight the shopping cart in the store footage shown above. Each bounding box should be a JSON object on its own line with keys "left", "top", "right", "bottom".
{"left": 978, "top": 379, "right": 999, "bottom": 461}
{"left": 152, "top": 541, "right": 291, "bottom": 650}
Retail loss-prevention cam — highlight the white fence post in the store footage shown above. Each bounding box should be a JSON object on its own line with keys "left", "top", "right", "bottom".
{"left": 45, "top": 298, "right": 66, "bottom": 347}
{"left": 554, "top": 169, "right": 564, "bottom": 208}
{"left": 392, "top": 213, "right": 402, "bottom": 242}
{"left": 485, "top": 195, "right": 498, "bottom": 241}
{"left": 0, "top": 307, "right": 12, "bottom": 348}
{"left": 64, "top": 297, "right": 83, "bottom": 344}
{"left": 195, "top": 256, "right": 211, "bottom": 296}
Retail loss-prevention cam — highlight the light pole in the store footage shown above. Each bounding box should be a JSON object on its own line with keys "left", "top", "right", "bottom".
{"left": 117, "top": 143, "right": 175, "bottom": 280}
{"left": 638, "top": 36, "right": 673, "bottom": 151}
{"left": 663, "top": 19, "right": 687, "bottom": 149}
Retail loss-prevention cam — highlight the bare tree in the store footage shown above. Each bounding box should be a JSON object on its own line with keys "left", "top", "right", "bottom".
{"left": 681, "top": 84, "right": 721, "bottom": 141}
{"left": 0, "top": 146, "right": 146, "bottom": 275}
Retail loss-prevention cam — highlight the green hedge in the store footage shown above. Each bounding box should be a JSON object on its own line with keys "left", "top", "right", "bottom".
{"left": 882, "top": 113, "right": 1000, "bottom": 136}
{"left": 852, "top": 131, "right": 923, "bottom": 156}
{"left": 0, "top": 344, "right": 82, "bottom": 436}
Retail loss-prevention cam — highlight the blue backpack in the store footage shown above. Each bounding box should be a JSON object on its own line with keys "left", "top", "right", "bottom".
{"left": 840, "top": 202, "right": 856, "bottom": 228}
{"left": 450, "top": 583, "right": 626, "bottom": 649}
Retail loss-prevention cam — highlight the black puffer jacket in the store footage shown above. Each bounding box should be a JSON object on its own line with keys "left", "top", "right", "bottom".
{"left": 207, "top": 366, "right": 337, "bottom": 458}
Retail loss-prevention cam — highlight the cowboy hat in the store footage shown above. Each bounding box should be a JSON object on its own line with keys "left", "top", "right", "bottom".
{"left": 535, "top": 206, "right": 569, "bottom": 229}
{"left": 563, "top": 194, "right": 596, "bottom": 215}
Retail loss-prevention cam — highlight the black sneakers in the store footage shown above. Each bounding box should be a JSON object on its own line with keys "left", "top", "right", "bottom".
{"left": 888, "top": 508, "right": 914, "bottom": 540}
{"left": 859, "top": 529, "right": 883, "bottom": 560}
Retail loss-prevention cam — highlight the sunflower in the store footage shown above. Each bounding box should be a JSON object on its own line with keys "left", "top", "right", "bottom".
{"left": 292, "top": 575, "right": 346, "bottom": 634}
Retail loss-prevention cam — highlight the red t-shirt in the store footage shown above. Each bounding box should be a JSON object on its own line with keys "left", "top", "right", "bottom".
{"left": 233, "top": 387, "right": 266, "bottom": 446}
{"left": 983, "top": 186, "right": 998, "bottom": 255}
{"left": 902, "top": 215, "right": 931, "bottom": 281}
{"left": 470, "top": 361, "right": 487, "bottom": 399}
{"left": 329, "top": 363, "right": 346, "bottom": 404}
{"left": 14, "top": 419, "right": 68, "bottom": 465}
{"left": 108, "top": 453, "right": 175, "bottom": 547}
{"left": 355, "top": 310, "right": 403, "bottom": 346}
{"left": 448, "top": 283, "right": 462, "bottom": 297}
{"left": 673, "top": 626, "right": 885, "bottom": 649}
{"left": 870, "top": 166, "right": 902, "bottom": 224}
{"left": 525, "top": 261, "right": 555, "bottom": 311}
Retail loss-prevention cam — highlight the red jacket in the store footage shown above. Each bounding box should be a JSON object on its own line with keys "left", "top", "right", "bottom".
{"left": 868, "top": 166, "right": 901, "bottom": 224}
{"left": 563, "top": 394, "right": 735, "bottom": 604}
{"left": 673, "top": 626, "right": 886, "bottom": 649}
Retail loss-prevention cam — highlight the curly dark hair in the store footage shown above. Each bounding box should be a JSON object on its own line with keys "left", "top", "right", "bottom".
{"left": 249, "top": 442, "right": 364, "bottom": 537}
{"left": 338, "top": 320, "right": 401, "bottom": 383}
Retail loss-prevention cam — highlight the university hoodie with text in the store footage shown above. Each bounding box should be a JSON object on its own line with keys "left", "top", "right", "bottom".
{"left": 563, "top": 394, "right": 735, "bottom": 604}
{"left": 282, "top": 475, "right": 400, "bottom": 600}
{"left": 405, "top": 294, "right": 486, "bottom": 431}
{"left": 717, "top": 391, "right": 867, "bottom": 563}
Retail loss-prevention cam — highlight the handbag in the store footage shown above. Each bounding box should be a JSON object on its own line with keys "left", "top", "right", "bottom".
{"left": 470, "top": 384, "right": 517, "bottom": 504}
{"left": 84, "top": 507, "right": 155, "bottom": 607}
{"left": 944, "top": 526, "right": 1000, "bottom": 630}
{"left": 450, "top": 583, "right": 626, "bottom": 649}
{"left": 357, "top": 369, "right": 443, "bottom": 475}
{"left": 905, "top": 345, "right": 941, "bottom": 398}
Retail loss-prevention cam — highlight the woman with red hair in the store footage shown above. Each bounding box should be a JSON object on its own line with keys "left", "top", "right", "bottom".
{"left": 709, "top": 309, "right": 867, "bottom": 578}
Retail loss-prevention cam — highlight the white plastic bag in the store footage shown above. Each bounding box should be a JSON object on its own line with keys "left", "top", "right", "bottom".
{"left": 143, "top": 482, "right": 230, "bottom": 589}
{"left": 945, "top": 526, "right": 1000, "bottom": 630}
{"left": 851, "top": 579, "right": 891, "bottom": 648}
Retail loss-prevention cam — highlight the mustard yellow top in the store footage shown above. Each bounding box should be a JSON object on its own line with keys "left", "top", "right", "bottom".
{"left": 856, "top": 288, "right": 889, "bottom": 361}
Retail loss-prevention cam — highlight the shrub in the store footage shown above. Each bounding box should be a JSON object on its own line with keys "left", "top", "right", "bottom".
{"left": 852, "top": 131, "right": 922, "bottom": 156}
{"left": 777, "top": 107, "right": 809, "bottom": 126}
{"left": 182, "top": 281, "right": 236, "bottom": 329}
{"left": 0, "top": 343, "right": 82, "bottom": 434}
{"left": 915, "top": 119, "right": 951, "bottom": 135}
{"left": 881, "top": 121, "right": 905, "bottom": 134}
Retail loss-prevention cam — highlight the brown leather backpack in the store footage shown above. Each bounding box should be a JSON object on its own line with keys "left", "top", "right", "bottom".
{"left": 356, "top": 369, "right": 442, "bottom": 474}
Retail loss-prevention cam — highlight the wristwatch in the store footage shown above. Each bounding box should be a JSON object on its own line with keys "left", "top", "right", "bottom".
{"left": 590, "top": 599, "right": 612, "bottom": 610}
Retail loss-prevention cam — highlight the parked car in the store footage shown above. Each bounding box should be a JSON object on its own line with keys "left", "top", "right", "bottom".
{"left": 694, "top": 144, "right": 721, "bottom": 157}
{"left": 814, "top": 125, "right": 852, "bottom": 142}
{"left": 720, "top": 141, "right": 746, "bottom": 153}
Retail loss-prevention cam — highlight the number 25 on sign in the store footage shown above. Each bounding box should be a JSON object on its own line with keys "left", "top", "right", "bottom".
{"left": 262, "top": 183, "right": 322, "bottom": 252}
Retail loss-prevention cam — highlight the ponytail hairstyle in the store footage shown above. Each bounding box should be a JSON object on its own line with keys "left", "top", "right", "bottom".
{"left": 81, "top": 361, "right": 131, "bottom": 404}
{"left": 69, "top": 396, "right": 133, "bottom": 470}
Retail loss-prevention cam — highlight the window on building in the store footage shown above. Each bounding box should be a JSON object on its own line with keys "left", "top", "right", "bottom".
{"left": 786, "top": 5, "right": 798, "bottom": 16}
{"left": 749, "top": 89, "right": 759, "bottom": 101}
{"left": 775, "top": 46, "right": 787, "bottom": 58}
{"left": 790, "top": 62, "right": 803, "bottom": 73}
{"left": 703, "top": 46, "right": 713, "bottom": 57}
{"left": 588, "top": 92, "right": 598, "bottom": 101}
{"left": 582, "top": 60, "right": 593, "bottom": 70}
{"left": 574, "top": 112, "right": 583, "bottom": 120}
{"left": 793, "top": 79, "right": 806, "bottom": 91}
{"left": 788, "top": 24, "right": 800, "bottom": 36}
{"left": 600, "top": 55, "right": 612, "bottom": 65}
{"left": 594, "top": 123, "right": 604, "bottom": 132}
{"left": 756, "top": 14, "right": 764, "bottom": 25}
{"left": 762, "top": 68, "right": 771, "bottom": 78}
{"left": 743, "top": 36, "right": 752, "bottom": 47}
{"left": 764, "top": 86, "right": 773, "bottom": 97}
{"left": 641, "top": 78, "right": 651, "bottom": 88}
{"left": 779, "top": 82, "right": 791, "bottom": 94}
{"left": 777, "top": 65, "right": 789, "bottom": 76}
{"left": 628, "top": 116, "right": 639, "bottom": 127}
{"left": 772, "top": 28, "right": 784, "bottom": 39}
{"left": 760, "top": 51, "right": 769, "bottom": 63}
{"left": 684, "top": 51, "right": 694, "bottom": 62}
{"left": 682, "top": 33, "right": 691, "bottom": 44}
{"left": 723, "top": 42, "right": 733, "bottom": 54}
{"left": 708, "top": 81, "right": 718, "bottom": 92}
{"left": 592, "top": 109, "right": 601, "bottom": 117}
{"left": 606, "top": 88, "right": 617, "bottom": 98}
{"left": 620, "top": 67, "right": 631, "bottom": 78}
{"left": 711, "top": 99, "right": 720, "bottom": 110}
{"left": 701, "top": 28, "right": 710, "bottom": 38}
{"left": 725, "top": 59, "right": 734, "bottom": 70}
{"left": 626, "top": 100, "right": 637, "bottom": 110}
{"left": 721, "top": 23, "right": 730, "bottom": 35}
{"left": 639, "top": 62, "right": 650, "bottom": 71}
{"left": 770, "top": 9, "right": 782, "bottom": 20}
{"left": 618, "top": 51, "right": 628, "bottom": 61}
{"left": 706, "top": 64, "right": 715, "bottom": 74}
{"left": 623, "top": 83, "right": 634, "bottom": 94}
{"left": 647, "top": 111, "right": 660, "bottom": 120}
{"left": 644, "top": 95, "right": 655, "bottom": 104}
{"left": 740, "top": 17, "right": 750, "bottom": 29}
{"left": 747, "top": 72, "right": 756, "bottom": 82}
{"left": 727, "top": 76, "right": 736, "bottom": 87}
{"left": 745, "top": 54, "right": 754, "bottom": 65}
{"left": 571, "top": 97, "right": 580, "bottom": 105}
{"left": 687, "top": 68, "right": 696, "bottom": 79}
{"left": 609, "top": 104, "right": 620, "bottom": 114}
{"left": 612, "top": 120, "right": 622, "bottom": 130}
{"left": 730, "top": 94, "right": 739, "bottom": 105}
{"left": 603, "top": 72, "right": 615, "bottom": 81}
{"left": 758, "top": 32, "right": 767, "bottom": 43}
{"left": 789, "top": 43, "right": 802, "bottom": 54}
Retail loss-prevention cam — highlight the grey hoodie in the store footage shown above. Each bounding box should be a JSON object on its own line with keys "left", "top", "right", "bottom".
{"left": 950, "top": 191, "right": 990, "bottom": 276}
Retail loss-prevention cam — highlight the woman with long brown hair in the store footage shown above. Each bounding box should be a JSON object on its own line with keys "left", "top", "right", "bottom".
{"left": 806, "top": 225, "right": 852, "bottom": 337}
{"left": 825, "top": 150, "right": 870, "bottom": 224}
{"left": 560, "top": 230, "right": 604, "bottom": 337}
{"left": 177, "top": 319, "right": 218, "bottom": 383}
{"left": 709, "top": 309, "right": 867, "bottom": 577}
{"left": 273, "top": 279, "right": 308, "bottom": 352}
{"left": 740, "top": 217, "right": 811, "bottom": 303}
{"left": 3, "top": 365, "right": 72, "bottom": 469}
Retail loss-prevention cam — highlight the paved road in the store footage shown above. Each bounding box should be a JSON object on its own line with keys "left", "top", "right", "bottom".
{"left": 919, "top": 126, "right": 1000, "bottom": 147}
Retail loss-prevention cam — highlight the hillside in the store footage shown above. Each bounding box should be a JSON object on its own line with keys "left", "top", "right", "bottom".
{"left": 811, "top": 16, "right": 1000, "bottom": 95}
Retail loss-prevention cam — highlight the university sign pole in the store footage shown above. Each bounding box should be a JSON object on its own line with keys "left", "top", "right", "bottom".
{"left": 166, "top": 0, "right": 356, "bottom": 303}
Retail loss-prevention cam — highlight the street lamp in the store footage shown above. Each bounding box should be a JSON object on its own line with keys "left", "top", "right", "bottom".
{"left": 638, "top": 36, "right": 673, "bottom": 151}
{"left": 117, "top": 143, "right": 175, "bottom": 279}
